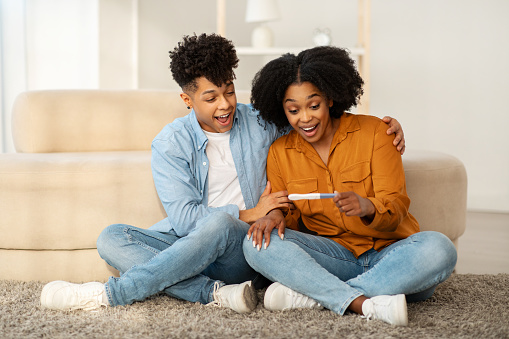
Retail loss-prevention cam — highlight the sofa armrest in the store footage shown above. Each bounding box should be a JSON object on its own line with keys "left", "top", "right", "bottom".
{"left": 403, "top": 150, "right": 468, "bottom": 247}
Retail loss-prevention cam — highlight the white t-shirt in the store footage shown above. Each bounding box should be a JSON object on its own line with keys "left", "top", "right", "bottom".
{"left": 203, "top": 130, "right": 246, "bottom": 210}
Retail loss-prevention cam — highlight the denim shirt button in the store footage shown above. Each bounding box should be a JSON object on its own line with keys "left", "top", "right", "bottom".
{"left": 203, "top": 162, "right": 206, "bottom": 166}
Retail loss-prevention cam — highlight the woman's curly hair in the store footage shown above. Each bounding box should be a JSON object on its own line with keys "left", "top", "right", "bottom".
{"left": 251, "top": 46, "right": 364, "bottom": 132}
{"left": 169, "top": 33, "right": 239, "bottom": 92}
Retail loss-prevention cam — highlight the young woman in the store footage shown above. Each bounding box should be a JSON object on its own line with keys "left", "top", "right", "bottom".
{"left": 243, "top": 46, "right": 457, "bottom": 326}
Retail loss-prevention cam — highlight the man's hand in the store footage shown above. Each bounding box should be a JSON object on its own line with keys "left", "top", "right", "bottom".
{"left": 247, "top": 209, "right": 286, "bottom": 250}
{"left": 239, "top": 181, "right": 291, "bottom": 224}
{"left": 333, "top": 191, "right": 375, "bottom": 222}
{"left": 382, "top": 116, "right": 405, "bottom": 155}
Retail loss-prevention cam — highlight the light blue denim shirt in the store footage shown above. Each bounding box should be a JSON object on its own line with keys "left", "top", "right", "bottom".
{"left": 149, "top": 103, "right": 282, "bottom": 236}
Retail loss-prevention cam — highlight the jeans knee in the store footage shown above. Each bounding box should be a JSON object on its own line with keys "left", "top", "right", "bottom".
{"left": 195, "top": 211, "right": 246, "bottom": 239}
{"left": 242, "top": 232, "right": 282, "bottom": 269}
{"left": 96, "top": 223, "right": 127, "bottom": 259}
{"left": 419, "top": 231, "right": 458, "bottom": 272}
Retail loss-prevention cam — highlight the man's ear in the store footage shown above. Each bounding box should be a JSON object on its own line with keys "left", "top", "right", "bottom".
{"left": 180, "top": 92, "right": 192, "bottom": 109}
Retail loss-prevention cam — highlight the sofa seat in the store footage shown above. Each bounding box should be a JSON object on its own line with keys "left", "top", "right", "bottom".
{"left": 0, "top": 151, "right": 166, "bottom": 281}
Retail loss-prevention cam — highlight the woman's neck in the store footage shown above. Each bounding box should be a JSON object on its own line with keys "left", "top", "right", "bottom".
{"left": 310, "top": 117, "right": 340, "bottom": 165}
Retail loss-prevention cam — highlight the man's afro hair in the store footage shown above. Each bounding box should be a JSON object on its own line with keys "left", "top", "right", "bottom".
{"left": 169, "top": 33, "right": 239, "bottom": 92}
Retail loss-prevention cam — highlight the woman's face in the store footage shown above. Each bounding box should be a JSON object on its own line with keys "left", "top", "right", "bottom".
{"left": 283, "top": 81, "right": 335, "bottom": 146}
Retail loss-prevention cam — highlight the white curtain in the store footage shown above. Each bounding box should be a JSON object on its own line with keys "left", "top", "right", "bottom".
{"left": 0, "top": 0, "right": 101, "bottom": 153}
{"left": 0, "top": 0, "right": 27, "bottom": 153}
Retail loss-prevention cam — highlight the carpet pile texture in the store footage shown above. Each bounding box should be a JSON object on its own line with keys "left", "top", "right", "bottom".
{"left": 1, "top": 273, "right": 508, "bottom": 338}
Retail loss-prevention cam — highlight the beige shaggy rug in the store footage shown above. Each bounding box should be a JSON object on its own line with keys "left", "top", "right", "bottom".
{"left": 0, "top": 273, "right": 508, "bottom": 338}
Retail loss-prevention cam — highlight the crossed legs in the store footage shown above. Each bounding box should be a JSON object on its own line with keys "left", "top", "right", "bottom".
{"left": 243, "top": 230, "right": 457, "bottom": 315}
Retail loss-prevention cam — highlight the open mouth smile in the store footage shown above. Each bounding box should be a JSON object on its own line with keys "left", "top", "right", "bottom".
{"left": 300, "top": 124, "right": 319, "bottom": 136}
{"left": 215, "top": 112, "right": 232, "bottom": 126}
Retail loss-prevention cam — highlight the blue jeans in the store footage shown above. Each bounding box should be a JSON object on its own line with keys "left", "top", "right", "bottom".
{"left": 243, "top": 230, "right": 457, "bottom": 315}
{"left": 97, "top": 212, "right": 264, "bottom": 306}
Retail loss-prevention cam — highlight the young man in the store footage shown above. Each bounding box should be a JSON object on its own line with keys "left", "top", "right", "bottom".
{"left": 40, "top": 33, "right": 405, "bottom": 313}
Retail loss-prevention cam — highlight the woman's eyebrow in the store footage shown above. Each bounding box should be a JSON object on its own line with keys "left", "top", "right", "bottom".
{"left": 284, "top": 93, "right": 320, "bottom": 103}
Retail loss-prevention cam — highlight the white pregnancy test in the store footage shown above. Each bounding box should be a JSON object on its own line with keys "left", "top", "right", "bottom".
{"left": 288, "top": 193, "right": 336, "bottom": 200}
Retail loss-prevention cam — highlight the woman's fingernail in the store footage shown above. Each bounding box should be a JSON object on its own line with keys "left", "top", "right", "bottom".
{"left": 264, "top": 242, "right": 267, "bottom": 250}
{"left": 280, "top": 234, "right": 284, "bottom": 240}
{"left": 253, "top": 241, "right": 256, "bottom": 248}
{"left": 257, "top": 244, "right": 261, "bottom": 251}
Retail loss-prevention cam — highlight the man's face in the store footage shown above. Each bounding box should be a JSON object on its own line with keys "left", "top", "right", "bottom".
{"left": 181, "top": 77, "right": 237, "bottom": 133}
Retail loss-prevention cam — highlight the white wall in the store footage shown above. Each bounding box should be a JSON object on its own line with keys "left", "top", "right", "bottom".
{"left": 0, "top": 0, "right": 99, "bottom": 153}
{"left": 369, "top": 0, "right": 509, "bottom": 212}
{"left": 1, "top": 0, "right": 508, "bottom": 212}
{"left": 25, "top": 0, "right": 99, "bottom": 89}
{"left": 98, "top": 0, "right": 138, "bottom": 89}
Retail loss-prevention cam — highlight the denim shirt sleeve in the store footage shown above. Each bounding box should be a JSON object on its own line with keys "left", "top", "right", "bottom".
{"left": 151, "top": 120, "right": 239, "bottom": 237}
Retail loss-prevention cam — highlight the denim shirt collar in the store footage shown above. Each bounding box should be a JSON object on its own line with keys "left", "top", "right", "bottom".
{"left": 188, "top": 110, "right": 208, "bottom": 151}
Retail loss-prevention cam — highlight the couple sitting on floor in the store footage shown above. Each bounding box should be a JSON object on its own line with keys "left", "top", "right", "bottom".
{"left": 41, "top": 33, "right": 456, "bottom": 327}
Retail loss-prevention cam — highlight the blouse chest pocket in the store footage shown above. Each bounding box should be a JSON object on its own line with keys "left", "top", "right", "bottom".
{"left": 287, "top": 178, "right": 324, "bottom": 216}
{"left": 339, "top": 161, "right": 371, "bottom": 197}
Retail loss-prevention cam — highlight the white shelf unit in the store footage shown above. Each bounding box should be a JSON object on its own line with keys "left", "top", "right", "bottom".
{"left": 216, "top": 0, "right": 371, "bottom": 114}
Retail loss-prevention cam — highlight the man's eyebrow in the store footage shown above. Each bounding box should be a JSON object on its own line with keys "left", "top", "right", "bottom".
{"left": 201, "top": 89, "right": 217, "bottom": 96}
{"left": 201, "top": 82, "right": 233, "bottom": 96}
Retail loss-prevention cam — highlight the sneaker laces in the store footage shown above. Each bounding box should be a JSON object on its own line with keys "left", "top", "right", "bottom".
{"left": 208, "top": 281, "right": 223, "bottom": 308}
{"left": 72, "top": 285, "right": 106, "bottom": 311}
{"left": 361, "top": 298, "right": 390, "bottom": 322}
{"left": 361, "top": 298, "right": 375, "bottom": 321}
{"left": 361, "top": 295, "right": 408, "bottom": 326}
{"left": 286, "top": 288, "right": 321, "bottom": 308}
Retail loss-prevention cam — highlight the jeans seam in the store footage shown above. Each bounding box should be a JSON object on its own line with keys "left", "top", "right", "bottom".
{"left": 104, "top": 282, "right": 114, "bottom": 306}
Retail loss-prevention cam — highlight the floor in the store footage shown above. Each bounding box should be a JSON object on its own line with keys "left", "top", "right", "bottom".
{"left": 455, "top": 211, "right": 509, "bottom": 274}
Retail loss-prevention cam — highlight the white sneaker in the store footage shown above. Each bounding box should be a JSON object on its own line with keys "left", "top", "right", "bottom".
{"left": 41, "top": 280, "right": 108, "bottom": 311}
{"left": 264, "top": 282, "right": 323, "bottom": 311}
{"left": 208, "top": 281, "right": 257, "bottom": 313}
{"left": 361, "top": 294, "right": 408, "bottom": 326}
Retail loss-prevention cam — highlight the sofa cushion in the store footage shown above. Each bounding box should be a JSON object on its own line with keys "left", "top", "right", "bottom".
{"left": 0, "top": 151, "right": 166, "bottom": 250}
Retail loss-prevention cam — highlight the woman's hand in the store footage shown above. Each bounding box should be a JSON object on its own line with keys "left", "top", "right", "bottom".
{"left": 247, "top": 209, "right": 286, "bottom": 250}
{"left": 333, "top": 191, "right": 376, "bottom": 222}
{"left": 382, "top": 116, "right": 405, "bottom": 155}
{"left": 239, "top": 181, "right": 292, "bottom": 224}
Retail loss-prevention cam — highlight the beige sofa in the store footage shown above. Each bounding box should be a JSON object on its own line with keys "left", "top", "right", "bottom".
{"left": 0, "top": 90, "right": 468, "bottom": 282}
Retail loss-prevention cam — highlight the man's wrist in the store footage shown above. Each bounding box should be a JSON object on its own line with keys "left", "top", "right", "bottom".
{"left": 239, "top": 209, "right": 256, "bottom": 224}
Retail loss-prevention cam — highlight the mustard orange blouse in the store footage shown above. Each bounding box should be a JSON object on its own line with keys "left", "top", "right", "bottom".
{"left": 267, "top": 113, "right": 419, "bottom": 257}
